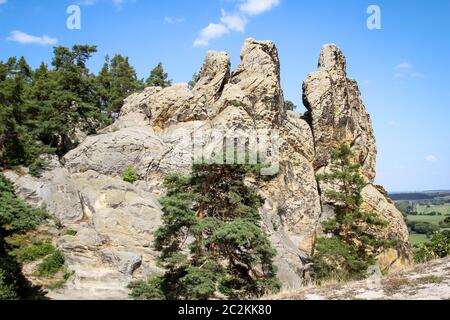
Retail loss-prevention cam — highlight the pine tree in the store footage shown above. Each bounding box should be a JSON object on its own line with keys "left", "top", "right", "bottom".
{"left": 146, "top": 62, "right": 171, "bottom": 88}
{"left": 188, "top": 72, "right": 200, "bottom": 90}
{"left": 109, "top": 54, "right": 142, "bottom": 113}
{"left": 313, "top": 144, "right": 395, "bottom": 281}
{"left": 0, "top": 173, "right": 47, "bottom": 299}
{"left": 129, "top": 163, "right": 280, "bottom": 300}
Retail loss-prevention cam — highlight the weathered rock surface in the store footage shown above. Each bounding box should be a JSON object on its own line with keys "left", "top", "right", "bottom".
{"left": 4, "top": 39, "right": 412, "bottom": 300}
{"left": 303, "top": 44, "right": 377, "bottom": 181}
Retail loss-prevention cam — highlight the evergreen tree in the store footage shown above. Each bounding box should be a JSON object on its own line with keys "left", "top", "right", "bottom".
{"left": 284, "top": 100, "right": 296, "bottom": 111}
{"left": 146, "top": 62, "right": 171, "bottom": 88}
{"left": 0, "top": 57, "right": 43, "bottom": 167}
{"left": 129, "top": 163, "right": 280, "bottom": 300}
{"left": 96, "top": 55, "right": 112, "bottom": 115}
{"left": 313, "top": 145, "right": 395, "bottom": 281}
{"left": 188, "top": 72, "right": 200, "bottom": 90}
{"left": 0, "top": 173, "right": 47, "bottom": 299}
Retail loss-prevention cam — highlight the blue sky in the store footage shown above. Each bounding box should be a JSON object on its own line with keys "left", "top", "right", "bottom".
{"left": 0, "top": 0, "right": 449, "bottom": 192}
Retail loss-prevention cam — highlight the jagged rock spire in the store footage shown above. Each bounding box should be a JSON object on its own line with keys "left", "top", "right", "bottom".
{"left": 303, "top": 44, "right": 377, "bottom": 181}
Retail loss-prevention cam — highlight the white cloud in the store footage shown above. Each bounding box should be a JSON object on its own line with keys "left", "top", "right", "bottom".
{"left": 425, "top": 155, "right": 438, "bottom": 163}
{"left": 410, "top": 72, "right": 427, "bottom": 79}
{"left": 239, "top": 0, "right": 280, "bottom": 16}
{"left": 0, "top": 0, "right": 7, "bottom": 5}
{"left": 194, "top": 0, "right": 280, "bottom": 47}
{"left": 220, "top": 9, "right": 247, "bottom": 32}
{"left": 194, "top": 23, "right": 229, "bottom": 47}
{"left": 395, "top": 62, "right": 412, "bottom": 69}
{"left": 394, "top": 62, "right": 427, "bottom": 80}
{"left": 7, "top": 30, "right": 57, "bottom": 45}
{"left": 164, "top": 16, "right": 186, "bottom": 24}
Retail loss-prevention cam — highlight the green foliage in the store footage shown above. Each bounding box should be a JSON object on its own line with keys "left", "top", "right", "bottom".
{"left": 10, "top": 241, "right": 55, "bottom": 263}
{"left": 0, "top": 173, "right": 49, "bottom": 233}
{"left": 123, "top": 165, "right": 138, "bottom": 183}
{"left": 188, "top": 72, "right": 200, "bottom": 90}
{"left": 62, "top": 229, "right": 77, "bottom": 236}
{"left": 35, "top": 250, "right": 65, "bottom": 277}
{"left": 0, "top": 173, "right": 47, "bottom": 299}
{"left": 28, "top": 158, "right": 47, "bottom": 177}
{"left": 146, "top": 62, "right": 171, "bottom": 88}
{"left": 408, "top": 221, "right": 440, "bottom": 236}
{"left": 128, "top": 275, "right": 165, "bottom": 300}
{"left": 284, "top": 100, "right": 296, "bottom": 111}
{"left": 414, "top": 232, "right": 450, "bottom": 263}
{"left": 313, "top": 145, "right": 395, "bottom": 282}
{"left": 0, "top": 268, "right": 18, "bottom": 300}
{"left": 129, "top": 163, "right": 280, "bottom": 300}
{"left": 1, "top": 46, "right": 146, "bottom": 170}
{"left": 96, "top": 54, "right": 143, "bottom": 114}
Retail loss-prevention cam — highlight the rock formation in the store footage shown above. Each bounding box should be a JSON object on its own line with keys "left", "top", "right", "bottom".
{"left": 5, "top": 38, "right": 413, "bottom": 299}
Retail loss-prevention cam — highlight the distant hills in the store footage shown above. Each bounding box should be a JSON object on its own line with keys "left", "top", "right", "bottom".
{"left": 389, "top": 191, "right": 450, "bottom": 201}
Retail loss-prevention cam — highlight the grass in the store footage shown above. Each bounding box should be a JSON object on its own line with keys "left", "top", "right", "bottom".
{"left": 382, "top": 277, "right": 411, "bottom": 296}
{"left": 416, "top": 204, "right": 450, "bottom": 215}
{"left": 10, "top": 241, "right": 56, "bottom": 263}
{"left": 415, "top": 275, "right": 444, "bottom": 285}
{"left": 62, "top": 229, "right": 77, "bottom": 236}
{"left": 407, "top": 214, "right": 446, "bottom": 226}
{"left": 409, "top": 233, "right": 430, "bottom": 246}
{"left": 35, "top": 251, "right": 65, "bottom": 278}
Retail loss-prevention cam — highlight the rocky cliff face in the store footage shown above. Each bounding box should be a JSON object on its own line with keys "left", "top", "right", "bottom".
{"left": 5, "top": 38, "right": 413, "bottom": 299}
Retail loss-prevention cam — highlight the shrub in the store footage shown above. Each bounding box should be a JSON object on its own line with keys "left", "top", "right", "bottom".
{"left": 0, "top": 173, "right": 49, "bottom": 233}
{"left": 62, "top": 229, "right": 77, "bottom": 236}
{"left": 414, "top": 232, "right": 450, "bottom": 263}
{"left": 412, "top": 222, "right": 440, "bottom": 235}
{"left": 10, "top": 241, "right": 55, "bottom": 263}
{"left": 0, "top": 269, "right": 18, "bottom": 300}
{"left": 28, "top": 159, "right": 46, "bottom": 178}
{"left": 123, "top": 165, "right": 138, "bottom": 183}
{"left": 35, "top": 251, "right": 65, "bottom": 277}
{"left": 128, "top": 276, "right": 165, "bottom": 300}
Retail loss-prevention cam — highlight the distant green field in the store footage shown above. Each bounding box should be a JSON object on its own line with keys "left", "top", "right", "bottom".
{"left": 407, "top": 214, "right": 446, "bottom": 226}
{"left": 409, "top": 233, "right": 429, "bottom": 246}
{"left": 416, "top": 204, "right": 450, "bottom": 215}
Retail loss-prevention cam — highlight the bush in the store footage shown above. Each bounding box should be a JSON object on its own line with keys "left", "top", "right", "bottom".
{"left": 411, "top": 222, "right": 440, "bottom": 235}
{"left": 414, "top": 232, "right": 450, "bottom": 263}
{"left": 0, "top": 269, "right": 18, "bottom": 300}
{"left": 35, "top": 251, "right": 65, "bottom": 277}
{"left": 128, "top": 276, "right": 165, "bottom": 300}
{"left": 123, "top": 165, "right": 138, "bottom": 183}
{"left": 28, "top": 159, "right": 46, "bottom": 178}
{"left": 10, "top": 241, "right": 55, "bottom": 263}
{"left": 62, "top": 229, "right": 77, "bottom": 236}
{"left": 0, "top": 173, "right": 49, "bottom": 233}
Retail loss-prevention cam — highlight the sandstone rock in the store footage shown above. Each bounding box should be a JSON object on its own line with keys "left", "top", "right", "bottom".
{"left": 192, "top": 51, "right": 230, "bottom": 107}
{"left": 303, "top": 44, "right": 377, "bottom": 181}
{"left": 7, "top": 38, "right": 412, "bottom": 299}
{"left": 225, "top": 38, "right": 285, "bottom": 127}
{"left": 63, "top": 127, "right": 165, "bottom": 178}
{"left": 361, "top": 184, "right": 414, "bottom": 272}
